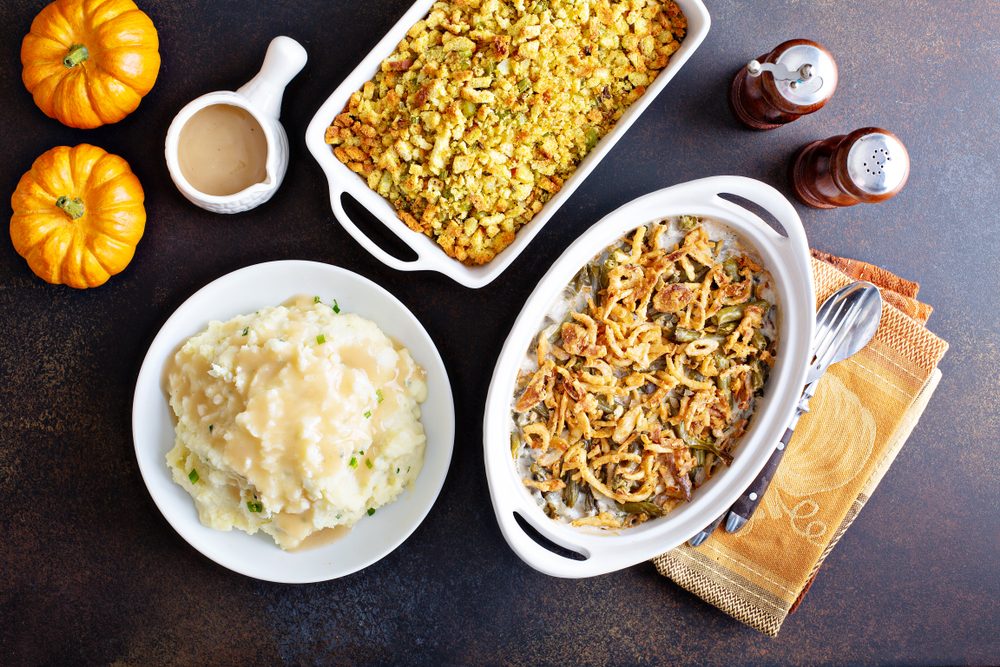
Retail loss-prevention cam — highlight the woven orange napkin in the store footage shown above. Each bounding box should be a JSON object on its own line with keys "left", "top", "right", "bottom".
{"left": 652, "top": 253, "right": 949, "bottom": 636}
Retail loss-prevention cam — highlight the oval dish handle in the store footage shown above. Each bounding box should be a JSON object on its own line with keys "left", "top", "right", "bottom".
{"left": 331, "top": 189, "right": 434, "bottom": 273}
{"left": 698, "top": 176, "right": 811, "bottom": 292}
{"left": 496, "top": 507, "right": 607, "bottom": 579}
{"left": 708, "top": 176, "right": 809, "bottom": 250}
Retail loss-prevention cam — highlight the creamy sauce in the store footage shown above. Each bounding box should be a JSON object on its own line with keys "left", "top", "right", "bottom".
{"left": 178, "top": 104, "right": 268, "bottom": 196}
{"left": 286, "top": 525, "right": 351, "bottom": 552}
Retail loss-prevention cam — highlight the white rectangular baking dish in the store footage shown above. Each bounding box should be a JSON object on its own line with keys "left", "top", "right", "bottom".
{"left": 305, "top": 0, "right": 711, "bottom": 288}
{"left": 483, "top": 176, "right": 814, "bottom": 577}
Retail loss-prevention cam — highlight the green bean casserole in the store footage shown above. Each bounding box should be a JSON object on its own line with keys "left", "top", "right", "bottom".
{"left": 511, "top": 216, "right": 778, "bottom": 529}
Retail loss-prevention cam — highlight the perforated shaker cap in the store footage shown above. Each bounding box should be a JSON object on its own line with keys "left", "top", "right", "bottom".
{"left": 846, "top": 132, "right": 910, "bottom": 195}
{"left": 773, "top": 42, "right": 838, "bottom": 106}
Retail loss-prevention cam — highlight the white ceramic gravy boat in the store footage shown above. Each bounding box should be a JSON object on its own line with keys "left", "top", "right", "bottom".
{"left": 165, "top": 36, "right": 307, "bottom": 214}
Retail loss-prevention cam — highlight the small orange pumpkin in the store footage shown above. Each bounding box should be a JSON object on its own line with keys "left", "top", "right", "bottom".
{"left": 10, "top": 144, "right": 146, "bottom": 289}
{"left": 21, "top": 0, "right": 161, "bottom": 129}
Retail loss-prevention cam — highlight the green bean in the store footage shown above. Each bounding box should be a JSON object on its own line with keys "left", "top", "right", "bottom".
{"left": 751, "top": 361, "right": 767, "bottom": 391}
{"left": 715, "top": 304, "right": 746, "bottom": 328}
{"left": 517, "top": 77, "right": 531, "bottom": 93}
{"left": 678, "top": 423, "right": 732, "bottom": 465}
{"left": 585, "top": 127, "right": 599, "bottom": 151}
{"left": 562, "top": 477, "right": 579, "bottom": 508}
{"left": 723, "top": 257, "right": 740, "bottom": 282}
{"left": 751, "top": 331, "right": 768, "bottom": 350}
{"left": 510, "top": 433, "right": 521, "bottom": 460}
{"left": 714, "top": 352, "right": 732, "bottom": 372}
{"left": 531, "top": 403, "right": 550, "bottom": 421}
{"left": 617, "top": 501, "right": 665, "bottom": 517}
{"left": 601, "top": 257, "right": 617, "bottom": 289}
{"left": 546, "top": 324, "right": 561, "bottom": 344}
{"left": 582, "top": 487, "right": 596, "bottom": 512}
{"left": 587, "top": 263, "right": 602, "bottom": 296}
{"left": 673, "top": 327, "right": 700, "bottom": 343}
{"left": 678, "top": 215, "right": 700, "bottom": 232}
{"left": 717, "top": 321, "right": 738, "bottom": 335}
{"left": 688, "top": 442, "right": 733, "bottom": 465}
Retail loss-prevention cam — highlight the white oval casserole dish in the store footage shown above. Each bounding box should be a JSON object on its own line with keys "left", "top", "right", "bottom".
{"left": 305, "top": 0, "right": 711, "bottom": 288}
{"left": 483, "top": 176, "right": 813, "bottom": 578}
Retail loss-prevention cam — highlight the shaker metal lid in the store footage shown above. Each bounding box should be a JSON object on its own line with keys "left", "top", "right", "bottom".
{"left": 772, "top": 43, "right": 838, "bottom": 105}
{"left": 846, "top": 132, "right": 910, "bottom": 195}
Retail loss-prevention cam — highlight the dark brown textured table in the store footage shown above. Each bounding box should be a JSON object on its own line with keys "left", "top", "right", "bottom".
{"left": 2, "top": 1, "right": 998, "bottom": 664}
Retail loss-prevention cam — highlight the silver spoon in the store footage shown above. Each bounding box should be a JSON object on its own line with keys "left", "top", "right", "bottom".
{"left": 688, "top": 281, "right": 883, "bottom": 545}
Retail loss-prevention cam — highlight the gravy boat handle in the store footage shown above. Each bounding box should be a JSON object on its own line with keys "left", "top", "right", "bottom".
{"left": 237, "top": 36, "right": 308, "bottom": 119}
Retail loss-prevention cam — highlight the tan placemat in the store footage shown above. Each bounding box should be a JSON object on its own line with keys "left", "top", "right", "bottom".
{"left": 652, "top": 255, "right": 949, "bottom": 636}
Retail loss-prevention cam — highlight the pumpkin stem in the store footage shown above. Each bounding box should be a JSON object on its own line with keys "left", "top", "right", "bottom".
{"left": 62, "top": 44, "right": 90, "bottom": 68}
{"left": 55, "top": 196, "right": 85, "bottom": 220}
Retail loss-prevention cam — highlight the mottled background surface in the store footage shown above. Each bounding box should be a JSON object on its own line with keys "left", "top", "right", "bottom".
{"left": 1, "top": 0, "right": 998, "bottom": 664}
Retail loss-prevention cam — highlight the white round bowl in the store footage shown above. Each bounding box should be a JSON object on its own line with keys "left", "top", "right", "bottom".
{"left": 484, "top": 176, "right": 814, "bottom": 578}
{"left": 132, "top": 260, "right": 455, "bottom": 582}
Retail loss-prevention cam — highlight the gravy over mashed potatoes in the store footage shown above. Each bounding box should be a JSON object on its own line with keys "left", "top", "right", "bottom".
{"left": 166, "top": 296, "right": 427, "bottom": 550}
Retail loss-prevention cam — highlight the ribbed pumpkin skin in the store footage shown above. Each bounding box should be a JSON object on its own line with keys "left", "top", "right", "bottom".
{"left": 10, "top": 144, "right": 146, "bottom": 289}
{"left": 21, "top": 0, "right": 160, "bottom": 128}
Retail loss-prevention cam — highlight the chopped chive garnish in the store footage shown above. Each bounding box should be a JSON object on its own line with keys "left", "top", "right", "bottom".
{"left": 349, "top": 456, "right": 358, "bottom": 468}
{"left": 332, "top": 299, "right": 341, "bottom": 314}
{"left": 242, "top": 327, "right": 249, "bottom": 336}
{"left": 359, "top": 449, "right": 364, "bottom": 455}
{"left": 367, "top": 508, "right": 376, "bottom": 516}
{"left": 376, "top": 389, "right": 384, "bottom": 404}
{"left": 313, "top": 295, "right": 321, "bottom": 303}
{"left": 363, "top": 410, "right": 372, "bottom": 419}
{"left": 316, "top": 334, "right": 326, "bottom": 344}
{"left": 247, "top": 500, "right": 263, "bottom": 513}
{"left": 395, "top": 467, "right": 400, "bottom": 474}
{"left": 208, "top": 424, "right": 214, "bottom": 433}
{"left": 188, "top": 469, "right": 199, "bottom": 483}
{"left": 365, "top": 458, "right": 373, "bottom": 469}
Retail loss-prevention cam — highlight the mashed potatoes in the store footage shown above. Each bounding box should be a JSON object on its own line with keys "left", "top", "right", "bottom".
{"left": 166, "top": 296, "right": 427, "bottom": 550}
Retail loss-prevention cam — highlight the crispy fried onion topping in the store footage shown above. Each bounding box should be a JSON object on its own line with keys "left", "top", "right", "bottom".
{"left": 512, "top": 218, "right": 777, "bottom": 528}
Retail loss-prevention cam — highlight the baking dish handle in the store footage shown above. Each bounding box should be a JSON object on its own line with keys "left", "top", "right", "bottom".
{"left": 491, "top": 463, "right": 637, "bottom": 578}
{"left": 331, "top": 187, "right": 436, "bottom": 273}
{"left": 495, "top": 499, "right": 613, "bottom": 579}
{"left": 697, "top": 175, "right": 810, "bottom": 266}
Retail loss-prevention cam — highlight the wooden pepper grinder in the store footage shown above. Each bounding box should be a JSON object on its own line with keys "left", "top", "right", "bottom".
{"left": 730, "top": 39, "right": 838, "bottom": 130}
{"left": 790, "top": 127, "right": 910, "bottom": 208}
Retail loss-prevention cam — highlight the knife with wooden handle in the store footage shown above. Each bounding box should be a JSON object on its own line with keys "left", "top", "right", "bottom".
{"left": 724, "top": 281, "right": 882, "bottom": 533}
{"left": 724, "top": 403, "right": 807, "bottom": 533}
{"left": 690, "top": 381, "right": 813, "bottom": 544}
